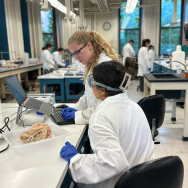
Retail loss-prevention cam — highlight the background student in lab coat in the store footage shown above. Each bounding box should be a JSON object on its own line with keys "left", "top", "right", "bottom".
{"left": 60, "top": 59, "right": 154, "bottom": 188}
{"left": 148, "top": 45, "right": 155, "bottom": 72}
{"left": 41, "top": 43, "right": 55, "bottom": 73}
{"left": 61, "top": 30, "right": 121, "bottom": 125}
{"left": 123, "top": 39, "right": 135, "bottom": 65}
{"left": 137, "top": 39, "right": 151, "bottom": 91}
{"left": 52, "top": 47, "right": 69, "bottom": 69}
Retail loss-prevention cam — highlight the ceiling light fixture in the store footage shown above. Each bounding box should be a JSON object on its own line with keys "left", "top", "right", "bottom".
{"left": 47, "top": 0, "right": 76, "bottom": 16}
{"left": 125, "top": 0, "right": 138, "bottom": 14}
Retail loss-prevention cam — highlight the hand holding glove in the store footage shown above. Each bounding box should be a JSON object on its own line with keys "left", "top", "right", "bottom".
{"left": 60, "top": 142, "right": 78, "bottom": 164}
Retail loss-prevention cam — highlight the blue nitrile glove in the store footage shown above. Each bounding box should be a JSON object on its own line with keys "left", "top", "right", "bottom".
{"left": 62, "top": 107, "right": 77, "bottom": 120}
{"left": 148, "top": 68, "right": 151, "bottom": 72}
{"left": 36, "top": 111, "right": 43, "bottom": 115}
{"left": 64, "top": 60, "right": 69, "bottom": 66}
{"left": 55, "top": 61, "right": 56, "bottom": 64}
{"left": 60, "top": 142, "right": 78, "bottom": 164}
{"left": 63, "top": 111, "right": 75, "bottom": 120}
{"left": 62, "top": 107, "right": 77, "bottom": 115}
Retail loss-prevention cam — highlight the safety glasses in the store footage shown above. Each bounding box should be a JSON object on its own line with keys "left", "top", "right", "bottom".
{"left": 70, "top": 44, "right": 87, "bottom": 58}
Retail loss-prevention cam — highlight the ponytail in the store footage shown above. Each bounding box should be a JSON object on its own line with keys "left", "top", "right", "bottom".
{"left": 142, "top": 39, "right": 150, "bottom": 47}
{"left": 42, "top": 43, "right": 52, "bottom": 50}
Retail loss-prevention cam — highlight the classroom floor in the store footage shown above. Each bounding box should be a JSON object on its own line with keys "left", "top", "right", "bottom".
{"left": 1, "top": 79, "right": 188, "bottom": 187}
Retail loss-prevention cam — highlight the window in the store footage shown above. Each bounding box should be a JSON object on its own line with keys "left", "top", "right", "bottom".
{"left": 160, "top": 0, "right": 183, "bottom": 55}
{"left": 119, "top": 1, "right": 140, "bottom": 56}
{"left": 41, "top": 8, "right": 56, "bottom": 53}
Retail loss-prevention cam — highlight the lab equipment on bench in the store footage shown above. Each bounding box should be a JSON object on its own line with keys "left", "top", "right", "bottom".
{"left": 172, "top": 45, "right": 185, "bottom": 69}
{"left": 27, "top": 93, "right": 55, "bottom": 105}
{"left": 5, "top": 75, "right": 53, "bottom": 125}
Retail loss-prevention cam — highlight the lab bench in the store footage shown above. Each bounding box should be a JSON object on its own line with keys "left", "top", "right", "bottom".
{"left": 153, "top": 60, "right": 185, "bottom": 98}
{"left": 0, "top": 103, "right": 88, "bottom": 188}
{"left": 38, "top": 72, "right": 84, "bottom": 102}
{"left": 0, "top": 63, "right": 43, "bottom": 99}
{"left": 144, "top": 73, "right": 188, "bottom": 141}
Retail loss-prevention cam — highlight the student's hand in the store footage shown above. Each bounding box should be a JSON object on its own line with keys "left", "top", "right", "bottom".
{"left": 62, "top": 107, "right": 77, "bottom": 115}
{"left": 63, "top": 111, "right": 75, "bottom": 120}
{"left": 60, "top": 142, "right": 78, "bottom": 164}
{"left": 36, "top": 111, "right": 43, "bottom": 115}
{"left": 64, "top": 61, "right": 69, "bottom": 66}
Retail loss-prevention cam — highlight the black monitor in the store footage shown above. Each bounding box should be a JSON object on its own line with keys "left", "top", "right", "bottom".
{"left": 5, "top": 75, "right": 27, "bottom": 105}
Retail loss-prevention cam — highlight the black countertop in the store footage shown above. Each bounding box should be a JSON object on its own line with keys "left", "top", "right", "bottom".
{"left": 144, "top": 73, "right": 188, "bottom": 82}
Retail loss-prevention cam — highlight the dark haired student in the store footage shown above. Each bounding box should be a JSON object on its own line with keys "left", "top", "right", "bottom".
{"left": 60, "top": 58, "right": 154, "bottom": 188}
{"left": 52, "top": 47, "right": 69, "bottom": 68}
{"left": 137, "top": 39, "right": 151, "bottom": 91}
{"left": 41, "top": 43, "right": 55, "bottom": 73}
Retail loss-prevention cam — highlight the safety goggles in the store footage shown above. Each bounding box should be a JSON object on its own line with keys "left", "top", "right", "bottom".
{"left": 70, "top": 44, "right": 87, "bottom": 58}
{"left": 87, "top": 72, "right": 132, "bottom": 92}
{"left": 87, "top": 75, "right": 121, "bottom": 91}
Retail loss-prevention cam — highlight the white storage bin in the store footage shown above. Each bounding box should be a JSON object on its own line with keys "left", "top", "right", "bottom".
{"left": 3, "top": 123, "right": 70, "bottom": 156}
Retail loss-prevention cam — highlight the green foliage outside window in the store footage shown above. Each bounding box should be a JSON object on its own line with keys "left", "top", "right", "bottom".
{"left": 41, "top": 8, "right": 55, "bottom": 53}
{"left": 120, "top": 1, "right": 140, "bottom": 56}
{"left": 160, "top": 0, "right": 182, "bottom": 55}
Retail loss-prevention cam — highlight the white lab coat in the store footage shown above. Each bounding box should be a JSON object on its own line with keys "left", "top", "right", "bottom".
{"left": 52, "top": 51, "right": 66, "bottom": 67}
{"left": 69, "top": 92, "right": 154, "bottom": 188}
{"left": 73, "top": 53, "right": 112, "bottom": 125}
{"left": 41, "top": 50, "right": 55, "bottom": 72}
{"left": 137, "top": 47, "right": 151, "bottom": 76}
{"left": 123, "top": 43, "right": 135, "bottom": 65}
{"left": 148, "top": 49, "right": 155, "bottom": 72}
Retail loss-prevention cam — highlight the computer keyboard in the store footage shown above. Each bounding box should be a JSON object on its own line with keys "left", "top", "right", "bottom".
{"left": 51, "top": 108, "right": 75, "bottom": 125}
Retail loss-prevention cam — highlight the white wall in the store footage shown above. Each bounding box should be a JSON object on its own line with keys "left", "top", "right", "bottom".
{"left": 4, "top": 0, "right": 24, "bottom": 60}
{"left": 27, "top": 1, "right": 43, "bottom": 58}
{"left": 95, "top": 10, "right": 119, "bottom": 54}
{"left": 141, "top": 0, "right": 160, "bottom": 56}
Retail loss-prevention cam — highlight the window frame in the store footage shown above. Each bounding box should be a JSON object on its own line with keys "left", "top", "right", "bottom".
{"left": 159, "top": 0, "right": 184, "bottom": 56}
{"left": 118, "top": 1, "right": 142, "bottom": 56}
{"left": 41, "top": 7, "right": 57, "bottom": 52}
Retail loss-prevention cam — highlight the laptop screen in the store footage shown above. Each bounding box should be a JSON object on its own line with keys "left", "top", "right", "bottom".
{"left": 5, "top": 75, "right": 27, "bottom": 105}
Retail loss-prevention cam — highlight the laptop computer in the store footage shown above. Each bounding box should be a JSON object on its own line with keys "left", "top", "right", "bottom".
{"left": 5, "top": 75, "right": 53, "bottom": 115}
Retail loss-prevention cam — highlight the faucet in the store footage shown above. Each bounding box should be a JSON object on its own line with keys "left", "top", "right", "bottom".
{"left": 169, "top": 61, "right": 188, "bottom": 72}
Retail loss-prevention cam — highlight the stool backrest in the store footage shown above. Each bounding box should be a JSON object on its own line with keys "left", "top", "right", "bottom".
{"left": 137, "top": 95, "right": 165, "bottom": 129}
{"left": 114, "top": 156, "right": 184, "bottom": 188}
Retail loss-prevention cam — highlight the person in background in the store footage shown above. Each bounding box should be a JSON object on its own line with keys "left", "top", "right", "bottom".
{"left": 148, "top": 45, "right": 155, "bottom": 72}
{"left": 60, "top": 60, "right": 154, "bottom": 188}
{"left": 182, "top": 39, "right": 188, "bottom": 53}
{"left": 52, "top": 47, "right": 69, "bottom": 68}
{"left": 123, "top": 39, "right": 135, "bottom": 65}
{"left": 137, "top": 39, "right": 151, "bottom": 91}
{"left": 61, "top": 30, "right": 121, "bottom": 125}
{"left": 41, "top": 43, "right": 55, "bottom": 73}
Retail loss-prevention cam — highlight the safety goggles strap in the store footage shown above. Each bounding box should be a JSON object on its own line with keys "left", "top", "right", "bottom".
{"left": 119, "top": 72, "right": 132, "bottom": 92}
